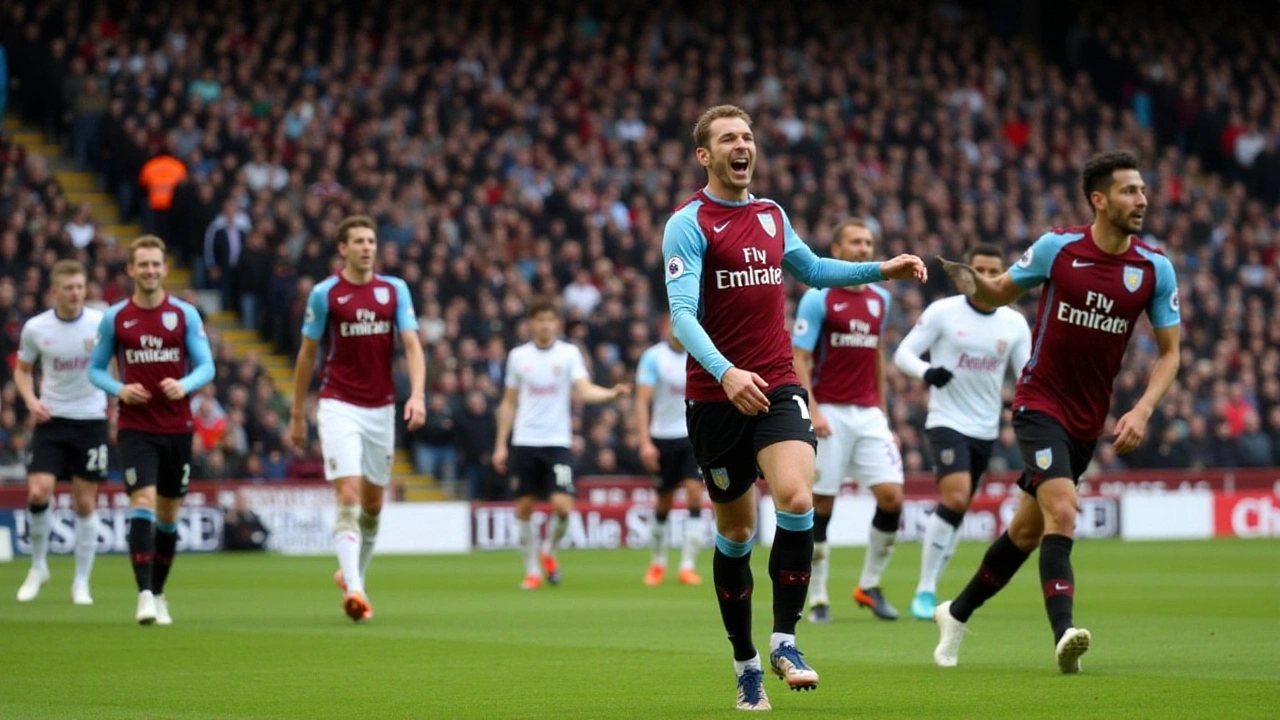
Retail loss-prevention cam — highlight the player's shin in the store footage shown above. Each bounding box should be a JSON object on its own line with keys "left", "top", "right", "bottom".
{"left": 151, "top": 520, "right": 178, "bottom": 595}
{"left": 74, "top": 511, "right": 99, "bottom": 586}
{"left": 713, "top": 533, "right": 757, "bottom": 661}
{"left": 769, "top": 509, "right": 814, "bottom": 648}
{"left": 917, "top": 504, "right": 963, "bottom": 594}
{"left": 1040, "top": 534, "right": 1076, "bottom": 642}
{"left": 858, "top": 506, "right": 900, "bottom": 589}
{"left": 27, "top": 502, "right": 52, "bottom": 572}
{"left": 809, "top": 510, "right": 832, "bottom": 606}
{"left": 358, "top": 510, "right": 380, "bottom": 580}
{"left": 128, "top": 507, "right": 156, "bottom": 592}
{"left": 334, "top": 504, "right": 363, "bottom": 594}
{"left": 650, "top": 510, "right": 669, "bottom": 567}
{"left": 544, "top": 512, "right": 569, "bottom": 557}
{"left": 680, "top": 506, "right": 702, "bottom": 570}
{"left": 949, "top": 531, "right": 1030, "bottom": 622}
{"left": 517, "top": 519, "right": 540, "bottom": 578}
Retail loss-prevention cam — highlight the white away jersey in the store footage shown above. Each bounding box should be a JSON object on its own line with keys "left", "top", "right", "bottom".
{"left": 505, "top": 340, "right": 588, "bottom": 447}
{"left": 893, "top": 295, "right": 1031, "bottom": 440}
{"left": 636, "top": 341, "right": 689, "bottom": 440}
{"left": 18, "top": 308, "right": 108, "bottom": 420}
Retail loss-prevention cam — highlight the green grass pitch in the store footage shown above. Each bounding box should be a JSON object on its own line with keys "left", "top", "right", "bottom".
{"left": 2, "top": 538, "right": 1278, "bottom": 719}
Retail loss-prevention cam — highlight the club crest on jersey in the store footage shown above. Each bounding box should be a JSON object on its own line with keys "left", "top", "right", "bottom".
{"left": 1123, "top": 266, "right": 1144, "bottom": 293}
{"left": 125, "top": 468, "right": 137, "bottom": 487}
{"left": 996, "top": 339, "right": 1008, "bottom": 354}
{"left": 1035, "top": 448, "right": 1053, "bottom": 470}
{"left": 83, "top": 338, "right": 97, "bottom": 352}
{"left": 162, "top": 311, "right": 178, "bottom": 331}
{"left": 940, "top": 449, "right": 955, "bottom": 466}
{"left": 756, "top": 212, "right": 777, "bottom": 237}
{"left": 867, "top": 298, "right": 881, "bottom": 318}
{"left": 374, "top": 287, "right": 391, "bottom": 305}
{"left": 710, "top": 467, "right": 730, "bottom": 491}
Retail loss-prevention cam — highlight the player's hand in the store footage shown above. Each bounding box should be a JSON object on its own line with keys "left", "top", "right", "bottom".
{"left": 404, "top": 395, "right": 426, "bottom": 431}
{"left": 639, "top": 441, "right": 660, "bottom": 473}
{"left": 159, "top": 378, "right": 188, "bottom": 401}
{"left": 492, "top": 446, "right": 509, "bottom": 475}
{"left": 880, "top": 254, "right": 928, "bottom": 282}
{"left": 1112, "top": 405, "right": 1152, "bottom": 455}
{"left": 939, "top": 257, "right": 978, "bottom": 297}
{"left": 721, "top": 367, "right": 770, "bottom": 416}
{"left": 811, "top": 405, "right": 832, "bottom": 438}
{"left": 611, "top": 383, "right": 632, "bottom": 400}
{"left": 288, "top": 415, "right": 307, "bottom": 449}
{"left": 924, "top": 367, "right": 955, "bottom": 388}
{"left": 27, "top": 400, "right": 53, "bottom": 424}
{"left": 119, "top": 383, "right": 152, "bottom": 405}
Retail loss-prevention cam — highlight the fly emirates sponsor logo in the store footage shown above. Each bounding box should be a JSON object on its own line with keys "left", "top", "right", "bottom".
{"left": 716, "top": 247, "right": 783, "bottom": 290}
{"left": 340, "top": 308, "right": 392, "bottom": 337}
{"left": 126, "top": 334, "right": 181, "bottom": 364}
{"left": 830, "top": 319, "right": 879, "bottom": 348}
{"left": 1056, "top": 291, "right": 1129, "bottom": 335}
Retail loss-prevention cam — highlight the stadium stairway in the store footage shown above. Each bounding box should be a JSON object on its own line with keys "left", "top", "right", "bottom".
{"left": 5, "top": 117, "right": 446, "bottom": 500}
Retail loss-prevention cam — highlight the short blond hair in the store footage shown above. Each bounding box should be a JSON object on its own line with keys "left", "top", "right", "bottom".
{"left": 129, "top": 235, "right": 167, "bottom": 263}
{"left": 693, "top": 105, "right": 753, "bottom": 150}
{"left": 50, "top": 259, "right": 86, "bottom": 282}
{"left": 335, "top": 215, "right": 376, "bottom": 247}
{"left": 832, "top": 218, "right": 873, "bottom": 244}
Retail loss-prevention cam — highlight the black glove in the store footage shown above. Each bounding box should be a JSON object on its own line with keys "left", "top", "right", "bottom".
{"left": 923, "top": 367, "right": 954, "bottom": 388}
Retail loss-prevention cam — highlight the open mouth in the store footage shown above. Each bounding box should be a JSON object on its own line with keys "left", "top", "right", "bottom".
{"left": 730, "top": 157, "right": 749, "bottom": 173}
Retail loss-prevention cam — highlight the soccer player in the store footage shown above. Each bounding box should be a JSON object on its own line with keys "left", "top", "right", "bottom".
{"left": 89, "top": 236, "right": 216, "bottom": 625}
{"left": 288, "top": 215, "right": 426, "bottom": 623}
{"left": 635, "top": 321, "right": 704, "bottom": 586}
{"left": 14, "top": 260, "right": 107, "bottom": 605}
{"left": 663, "top": 104, "right": 926, "bottom": 710}
{"left": 492, "top": 299, "right": 630, "bottom": 590}
{"left": 893, "top": 244, "right": 1032, "bottom": 620}
{"left": 791, "top": 218, "right": 903, "bottom": 624}
{"left": 933, "top": 151, "right": 1180, "bottom": 673}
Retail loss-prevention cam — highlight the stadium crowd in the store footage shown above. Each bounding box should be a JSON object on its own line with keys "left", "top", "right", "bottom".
{"left": 2, "top": 0, "right": 1280, "bottom": 498}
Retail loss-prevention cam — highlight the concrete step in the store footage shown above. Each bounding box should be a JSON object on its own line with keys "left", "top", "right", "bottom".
{"left": 401, "top": 486, "right": 449, "bottom": 502}
{"left": 22, "top": 142, "right": 63, "bottom": 157}
{"left": 2, "top": 116, "right": 20, "bottom": 130}
{"left": 104, "top": 224, "right": 143, "bottom": 239}
{"left": 168, "top": 269, "right": 191, "bottom": 289}
{"left": 64, "top": 191, "right": 114, "bottom": 206}
{"left": 55, "top": 171, "right": 96, "bottom": 192}
{"left": 11, "top": 131, "right": 45, "bottom": 147}
{"left": 393, "top": 460, "right": 414, "bottom": 475}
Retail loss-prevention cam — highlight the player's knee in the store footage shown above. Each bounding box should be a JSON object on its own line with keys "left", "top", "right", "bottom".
{"left": 941, "top": 489, "right": 970, "bottom": 514}
{"left": 1044, "top": 502, "right": 1077, "bottom": 535}
{"left": 27, "top": 487, "right": 51, "bottom": 506}
{"left": 1007, "top": 521, "right": 1043, "bottom": 551}
{"left": 772, "top": 482, "right": 813, "bottom": 515}
{"left": 73, "top": 494, "right": 96, "bottom": 517}
{"left": 716, "top": 524, "right": 754, "bottom": 545}
{"left": 875, "top": 486, "right": 904, "bottom": 513}
{"left": 715, "top": 529, "right": 755, "bottom": 557}
{"left": 358, "top": 509, "right": 380, "bottom": 535}
{"left": 335, "top": 503, "right": 360, "bottom": 535}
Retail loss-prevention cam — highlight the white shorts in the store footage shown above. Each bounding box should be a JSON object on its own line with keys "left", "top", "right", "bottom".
{"left": 812, "top": 404, "right": 903, "bottom": 496}
{"left": 317, "top": 398, "right": 396, "bottom": 487}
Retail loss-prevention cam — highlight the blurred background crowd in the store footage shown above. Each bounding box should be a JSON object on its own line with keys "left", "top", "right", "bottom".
{"left": 2, "top": 0, "right": 1278, "bottom": 498}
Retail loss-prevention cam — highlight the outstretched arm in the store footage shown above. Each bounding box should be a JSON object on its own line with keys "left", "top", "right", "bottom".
{"left": 778, "top": 209, "right": 927, "bottom": 286}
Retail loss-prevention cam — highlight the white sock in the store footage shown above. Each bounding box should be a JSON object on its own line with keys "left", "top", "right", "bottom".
{"left": 858, "top": 528, "right": 897, "bottom": 589}
{"left": 942, "top": 522, "right": 964, "bottom": 570}
{"left": 73, "top": 512, "right": 98, "bottom": 585}
{"left": 28, "top": 507, "right": 51, "bottom": 573}
{"left": 518, "top": 520, "right": 539, "bottom": 577}
{"left": 650, "top": 517, "right": 668, "bottom": 566}
{"left": 679, "top": 514, "right": 702, "bottom": 571}
{"left": 542, "top": 514, "right": 569, "bottom": 557}
{"left": 809, "top": 541, "right": 830, "bottom": 606}
{"left": 917, "top": 511, "right": 959, "bottom": 594}
{"left": 358, "top": 511, "right": 379, "bottom": 583}
{"left": 770, "top": 633, "right": 796, "bottom": 653}
{"left": 335, "top": 531, "right": 363, "bottom": 594}
{"left": 734, "top": 654, "right": 763, "bottom": 676}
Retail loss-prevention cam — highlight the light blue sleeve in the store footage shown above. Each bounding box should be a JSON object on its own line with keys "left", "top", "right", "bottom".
{"left": 301, "top": 283, "right": 330, "bottom": 341}
{"left": 178, "top": 302, "right": 215, "bottom": 395}
{"left": 1140, "top": 250, "right": 1182, "bottom": 329}
{"left": 775, "top": 205, "right": 885, "bottom": 286}
{"left": 389, "top": 277, "right": 418, "bottom": 332}
{"left": 663, "top": 206, "right": 734, "bottom": 382}
{"left": 88, "top": 304, "right": 123, "bottom": 397}
{"left": 1008, "top": 231, "right": 1081, "bottom": 289}
{"left": 791, "top": 289, "right": 827, "bottom": 352}
{"left": 636, "top": 347, "right": 659, "bottom": 387}
{"left": 872, "top": 285, "right": 892, "bottom": 321}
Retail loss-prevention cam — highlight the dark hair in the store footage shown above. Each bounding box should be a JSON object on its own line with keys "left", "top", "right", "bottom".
{"left": 528, "top": 297, "right": 559, "bottom": 318}
{"left": 693, "top": 104, "right": 753, "bottom": 150}
{"left": 967, "top": 243, "right": 1004, "bottom": 264}
{"left": 1081, "top": 151, "right": 1140, "bottom": 204}
{"left": 831, "top": 218, "right": 872, "bottom": 245}
{"left": 335, "top": 215, "right": 376, "bottom": 247}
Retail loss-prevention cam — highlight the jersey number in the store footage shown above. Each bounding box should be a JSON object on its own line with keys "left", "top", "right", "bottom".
{"left": 86, "top": 445, "right": 108, "bottom": 473}
{"left": 792, "top": 396, "right": 811, "bottom": 420}
{"left": 553, "top": 464, "right": 573, "bottom": 489}
{"left": 181, "top": 463, "right": 191, "bottom": 488}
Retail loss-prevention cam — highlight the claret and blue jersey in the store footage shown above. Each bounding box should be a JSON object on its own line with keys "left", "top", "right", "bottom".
{"left": 792, "top": 285, "right": 892, "bottom": 408}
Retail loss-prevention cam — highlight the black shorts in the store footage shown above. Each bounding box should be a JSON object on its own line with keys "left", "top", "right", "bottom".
{"left": 926, "top": 426, "right": 994, "bottom": 489}
{"left": 1012, "top": 410, "right": 1098, "bottom": 496}
{"left": 510, "top": 445, "right": 576, "bottom": 499}
{"left": 653, "top": 437, "right": 700, "bottom": 493}
{"left": 686, "top": 384, "right": 817, "bottom": 504}
{"left": 118, "top": 430, "right": 194, "bottom": 499}
{"left": 28, "top": 418, "right": 110, "bottom": 482}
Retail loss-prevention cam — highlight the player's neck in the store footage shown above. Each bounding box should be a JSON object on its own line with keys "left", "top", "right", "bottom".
{"left": 132, "top": 289, "right": 166, "bottom": 309}
{"left": 54, "top": 305, "right": 83, "bottom": 322}
{"left": 341, "top": 267, "right": 374, "bottom": 285}
{"left": 704, "top": 179, "right": 749, "bottom": 204}
{"left": 1090, "top": 219, "right": 1132, "bottom": 255}
{"left": 533, "top": 338, "right": 556, "bottom": 350}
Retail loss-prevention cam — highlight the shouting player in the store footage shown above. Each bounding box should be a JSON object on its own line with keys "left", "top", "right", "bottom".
{"left": 492, "top": 299, "right": 629, "bottom": 590}
{"left": 89, "top": 236, "right": 215, "bottom": 625}
{"left": 893, "top": 244, "right": 1031, "bottom": 620}
{"left": 635, "top": 320, "right": 705, "bottom": 586}
{"left": 15, "top": 260, "right": 107, "bottom": 605}
{"left": 663, "top": 104, "right": 926, "bottom": 710}
{"left": 933, "top": 151, "right": 1180, "bottom": 673}
{"left": 289, "top": 215, "right": 427, "bottom": 623}
{"left": 791, "top": 219, "right": 903, "bottom": 623}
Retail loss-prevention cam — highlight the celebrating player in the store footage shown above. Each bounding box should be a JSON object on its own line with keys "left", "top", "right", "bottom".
{"left": 89, "top": 236, "right": 215, "bottom": 625}
{"left": 289, "top": 215, "right": 427, "bottom": 623}
{"left": 14, "top": 260, "right": 107, "bottom": 605}
{"left": 635, "top": 321, "right": 705, "bottom": 586}
{"left": 933, "top": 151, "right": 1180, "bottom": 673}
{"left": 663, "top": 104, "right": 926, "bottom": 710}
{"left": 893, "top": 244, "right": 1031, "bottom": 620}
{"left": 492, "top": 299, "right": 630, "bottom": 590}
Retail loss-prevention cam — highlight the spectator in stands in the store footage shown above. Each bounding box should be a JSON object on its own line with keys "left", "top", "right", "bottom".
{"left": 412, "top": 393, "right": 458, "bottom": 484}
{"left": 137, "top": 136, "right": 186, "bottom": 240}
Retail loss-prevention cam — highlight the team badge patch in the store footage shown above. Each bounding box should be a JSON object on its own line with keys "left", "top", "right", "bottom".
{"left": 667, "top": 256, "right": 685, "bottom": 279}
{"left": 125, "top": 468, "right": 137, "bottom": 488}
{"left": 867, "top": 298, "right": 881, "bottom": 318}
{"left": 161, "top": 311, "right": 178, "bottom": 331}
{"left": 1017, "top": 247, "right": 1034, "bottom": 268}
{"left": 756, "top": 212, "right": 777, "bottom": 238}
{"left": 1035, "top": 448, "right": 1053, "bottom": 470}
{"left": 996, "top": 339, "right": 1008, "bottom": 354}
{"left": 1170, "top": 290, "right": 1180, "bottom": 312}
{"left": 940, "top": 448, "right": 955, "bottom": 466}
{"left": 710, "top": 467, "right": 730, "bottom": 491}
{"left": 1123, "top": 266, "right": 1144, "bottom": 293}
{"left": 83, "top": 338, "right": 97, "bottom": 352}
{"left": 374, "top": 287, "right": 391, "bottom": 304}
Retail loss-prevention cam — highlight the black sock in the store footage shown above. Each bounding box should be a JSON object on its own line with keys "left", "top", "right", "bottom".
{"left": 872, "top": 507, "right": 901, "bottom": 533}
{"left": 769, "top": 527, "right": 813, "bottom": 636}
{"left": 812, "top": 512, "right": 832, "bottom": 543}
{"left": 1040, "top": 534, "right": 1075, "bottom": 642}
{"left": 128, "top": 512, "right": 155, "bottom": 593}
{"left": 153, "top": 523, "right": 179, "bottom": 595}
{"left": 934, "top": 503, "right": 964, "bottom": 528}
{"left": 713, "top": 546, "right": 756, "bottom": 661}
{"left": 655, "top": 509, "right": 670, "bottom": 524}
{"left": 950, "top": 531, "right": 1030, "bottom": 623}
{"left": 687, "top": 506, "right": 702, "bottom": 519}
